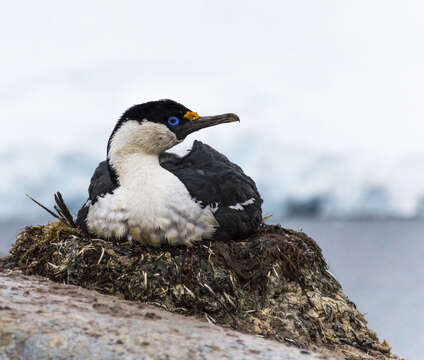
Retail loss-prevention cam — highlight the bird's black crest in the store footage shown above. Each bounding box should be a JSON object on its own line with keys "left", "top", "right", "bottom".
{"left": 121, "top": 99, "right": 191, "bottom": 124}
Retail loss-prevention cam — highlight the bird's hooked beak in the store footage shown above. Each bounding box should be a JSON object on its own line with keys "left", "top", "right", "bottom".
{"left": 176, "top": 112, "right": 240, "bottom": 139}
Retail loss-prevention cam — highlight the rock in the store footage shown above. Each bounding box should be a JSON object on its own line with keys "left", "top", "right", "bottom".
{"left": 0, "top": 270, "right": 329, "bottom": 360}
{"left": 0, "top": 222, "right": 401, "bottom": 359}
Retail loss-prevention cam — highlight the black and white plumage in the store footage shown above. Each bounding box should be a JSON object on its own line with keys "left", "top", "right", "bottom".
{"left": 76, "top": 99, "right": 262, "bottom": 246}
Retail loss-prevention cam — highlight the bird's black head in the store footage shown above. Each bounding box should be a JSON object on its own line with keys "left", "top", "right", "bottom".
{"left": 107, "top": 99, "right": 239, "bottom": 157}
{"left": 119, "top": 99, "right": 192, "bottom": 135}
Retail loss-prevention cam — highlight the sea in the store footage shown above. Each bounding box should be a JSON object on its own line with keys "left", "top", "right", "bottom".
{"left": 1, "top": 218, "right": 422, "bottom": 360}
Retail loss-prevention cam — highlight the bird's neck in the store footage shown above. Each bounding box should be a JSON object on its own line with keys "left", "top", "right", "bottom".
{"left": 108, "top": 151, "right": 161, "bottom": 187}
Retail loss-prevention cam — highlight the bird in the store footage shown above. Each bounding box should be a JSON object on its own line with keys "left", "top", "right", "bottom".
{"left": 75, "top": 99, "right": 263, "bottom": 247}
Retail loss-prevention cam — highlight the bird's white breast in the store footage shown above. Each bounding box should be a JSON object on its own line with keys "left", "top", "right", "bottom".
{"left": 86, "top": 152, "right": 217, "bottom": 246}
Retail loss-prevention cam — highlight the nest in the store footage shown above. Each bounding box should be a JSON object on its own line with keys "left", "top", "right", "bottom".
{"left": 1, "top": 222, "right": 397, "bottom": 359}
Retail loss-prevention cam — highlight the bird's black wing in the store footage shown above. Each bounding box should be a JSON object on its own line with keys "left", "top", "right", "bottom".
{"left": 161, "top": 140, "right": 263, "bottom": 241}
{"left": 87, "top": 161, "right": 117, "bottom": 203}
{"left": 76, "top": 160, "right": 118, "bottom": 232}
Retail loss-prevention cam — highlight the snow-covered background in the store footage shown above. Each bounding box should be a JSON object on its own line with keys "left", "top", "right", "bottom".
{"left": 1, "top": 0, "right": 424, "bottom": 220}
{"left": 4, "top": 140, "right": 424, "bottom": 221}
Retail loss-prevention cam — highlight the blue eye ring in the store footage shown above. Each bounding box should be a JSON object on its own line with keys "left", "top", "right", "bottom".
{"left": 167, "top": 116, "right": 180, "bottom": 127}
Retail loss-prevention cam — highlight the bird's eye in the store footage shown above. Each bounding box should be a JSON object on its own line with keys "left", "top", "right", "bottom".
{"left": 167, "top": 116, "right": 180, "bottom": 127}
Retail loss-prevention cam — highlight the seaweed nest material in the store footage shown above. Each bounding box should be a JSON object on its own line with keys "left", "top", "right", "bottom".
{"left": 2, "top": 222, "right": 397, "bottom": 360}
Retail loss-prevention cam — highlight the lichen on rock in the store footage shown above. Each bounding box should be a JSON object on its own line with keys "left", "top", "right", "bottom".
{"left": 1, "top": 221, "right": 399, "bottom": 359}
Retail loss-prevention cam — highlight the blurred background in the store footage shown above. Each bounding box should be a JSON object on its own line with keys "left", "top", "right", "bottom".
{"left": 1, "top": 1, "right": 423, "bottom": 358}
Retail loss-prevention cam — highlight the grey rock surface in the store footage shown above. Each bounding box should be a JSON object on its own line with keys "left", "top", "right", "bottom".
{"left": 0, "top": 269, "right": 334, "bottom": 360}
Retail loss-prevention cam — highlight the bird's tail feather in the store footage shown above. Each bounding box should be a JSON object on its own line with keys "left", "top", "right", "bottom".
{"left": 26, "top": 192, "right": 77, "bottom": 228}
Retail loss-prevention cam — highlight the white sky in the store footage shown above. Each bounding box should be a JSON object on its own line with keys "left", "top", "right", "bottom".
{"left": 1, "top": 1, "right": 424, "bottom": 159}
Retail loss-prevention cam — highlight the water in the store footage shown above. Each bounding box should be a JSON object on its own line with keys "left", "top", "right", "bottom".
{"left": 0, "top": 216, "right": 49, "bottom": 255}
{"left": 1, "top": 218, "right": 422, "bottom": 359}
{"left": 281, "top": 219, "right": 423, "bottom": 360}
{"left": 0, "top": 220, "right": 30, "bottom": 255}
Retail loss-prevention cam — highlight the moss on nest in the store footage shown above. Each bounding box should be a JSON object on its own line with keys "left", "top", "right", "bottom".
{"left": 2, "top": 222, "right": 398, "bottom": 359}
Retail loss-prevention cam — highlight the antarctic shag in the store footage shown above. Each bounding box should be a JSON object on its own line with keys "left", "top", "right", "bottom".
{"left": 76, "top": 99, "right": 262, "bottom": 246}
